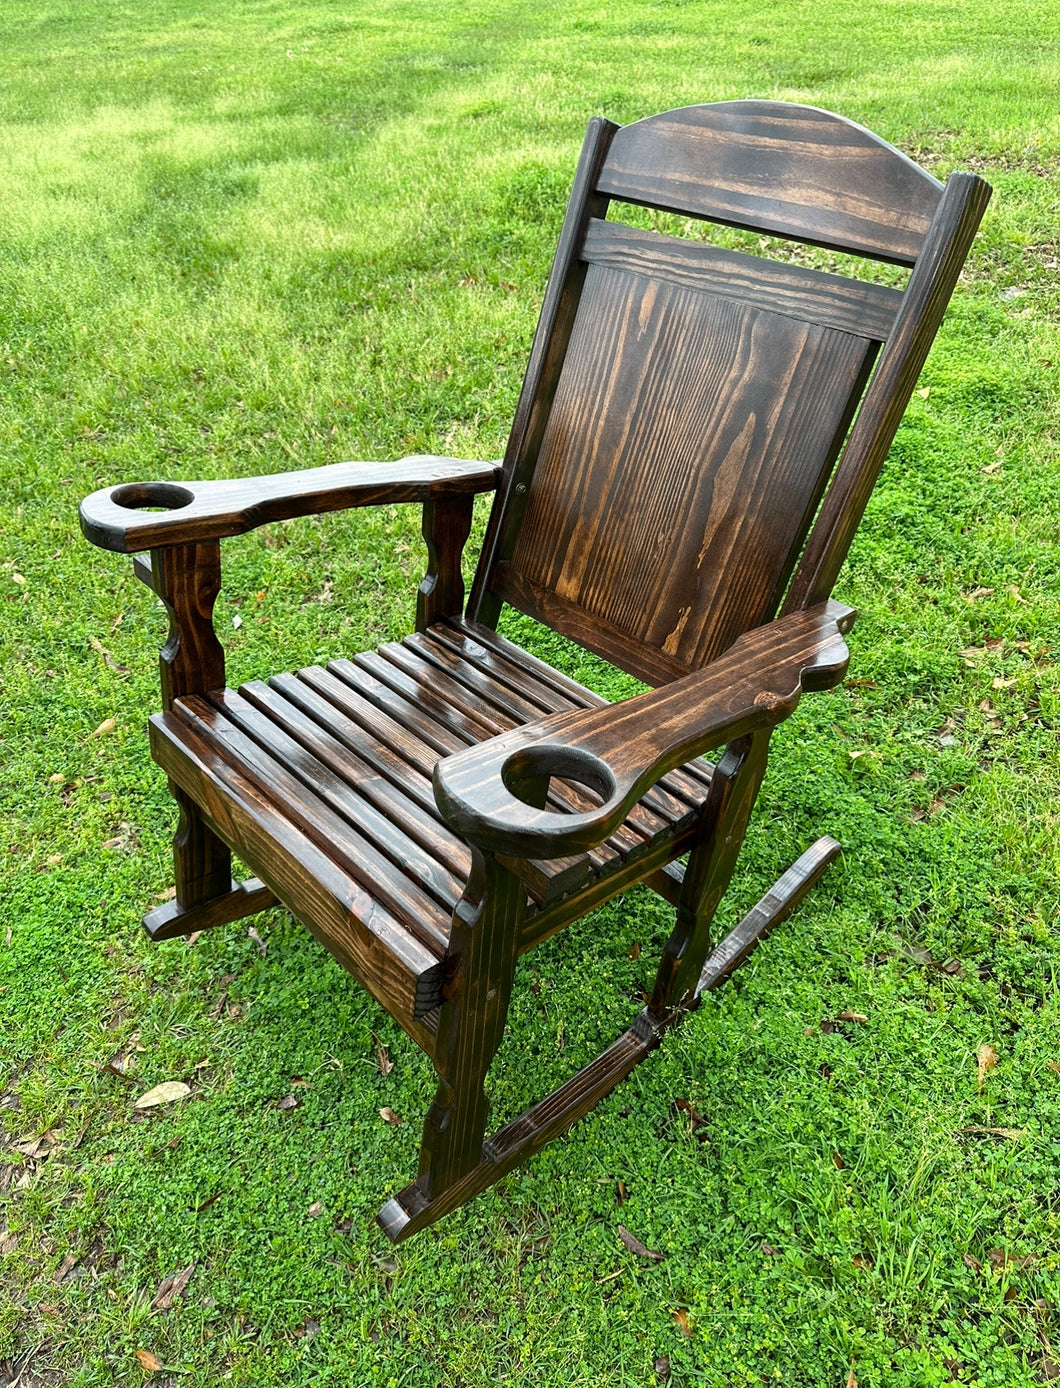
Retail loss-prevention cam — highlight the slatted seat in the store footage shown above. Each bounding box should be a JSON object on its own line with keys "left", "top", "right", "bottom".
{"left": 150, "top": 617, "right": 711, "bottom": 1035}
{"left": 80, "top": 101, "right": 990, "bottom": 1241}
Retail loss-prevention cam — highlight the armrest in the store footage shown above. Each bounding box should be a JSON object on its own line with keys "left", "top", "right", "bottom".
{"left": 79, "top": 455, "right": 501, "bottom": 554}
{"left": 434, "top": 600, "right": 856, "bottom": 860}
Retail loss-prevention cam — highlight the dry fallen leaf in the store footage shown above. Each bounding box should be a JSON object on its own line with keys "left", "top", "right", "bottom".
{"left": 617, "top": 1225, "right": 665, "bottom": 1261}
{"left": 838, "top": 1010, "right": 868, "bottom": 1024}
{"left": 976, "top": 1043, "right": 998, "bottom": 1092}
{"left": 88, "top": 717, "right": 117, "bottom": 740}
{"left": 672, "top": 1307, "right": 692, "bottom": 1336}
{"left": 54, "top": 1252, "right": 79, "bottom": 1283}
{"left": 654, "top": 1356, "right": 671, "bottom": 1380}
{"left": 152, "top": 1262, "right": 195, "bottom": 1310}
{"left": 959, "top": 1125, "right": 1025, "bottom": 1140}
{"left": 628, "top": 941, "right": 642, "bottom": 961}
{"left": 963, "top": 1253, "right": 982, "bottom": 1272}
{"left": 379, "top": 1107, "right": 403, "bottom": 1126}
{"left": 247, "top": 925, "right": 267, "bottom": 956}
{"left": 373, "top": 1033, "right": 393, "bottom": 1077}
{"left": 964, "top": 587, "right": 995, "bottom": 603}
{"left": 1047, "top": 1062, "right": 1060, "bottom": 1074}
{"left": 846, "top": 1369, "right": 858, "bottom": 1388}
{"left": 307, "top": 1201, "right": 324, "bottom": 1219}
{"left": 616, "top": 1180, "right": 629, "bottom": 1206}
{"left": 134, "top": 1081, "right": 191, "bottom": 1110}
{"left": 276, "top": 1094, "right": 302, "bottom": 1111}
{"left": 134, "top": 1348, "right": 164, "bottom": 1374}
{"left": 833, "top": 1152, "right": 845, "bottom": 1169}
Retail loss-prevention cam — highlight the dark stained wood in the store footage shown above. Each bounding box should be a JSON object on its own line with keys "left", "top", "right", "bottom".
{"left": 143, "top": 877, "right": 276, "bottom": 941}
{"left": 149, "top": 541, "right": 232, "bottom": 914}
{"left": 80, "top": 101, "right": 989, "bottom": 1241}
{"left": 149, "top": 708, "right": 447, "bottom": 1029}
{"left": 582, "top": 220, "right": 903, "bottom": 338}
{"left": 468, "top": 116, "right": 619, "bottom": 628}
{"left": 79, "top": 456, "right": 499, "bottom": 554}
{"left": 784, "top": 172, "right": 992, "bottom": 612}
{"left": 495, "top": 265, "right": 875, "bottom": 681}
{"left": 435, "top": 601, "right": 853, "bottom": 859}
{"left": 597, "top": 102, "right": 943, "bottom": 265}
{"left": 417, "top": 494, "right": 476, "bottom": 631}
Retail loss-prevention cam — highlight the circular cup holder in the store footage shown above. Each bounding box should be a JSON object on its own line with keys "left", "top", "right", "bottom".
{"left": 502, "top": 744, "right": 616, "bottom": 808}
{"left": 110, "top": 482, "right": 195, "bottom": 513}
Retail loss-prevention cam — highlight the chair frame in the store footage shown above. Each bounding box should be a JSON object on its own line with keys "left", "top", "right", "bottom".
{"left": 80, "top": 102, "right": 990, "bottom": 1240}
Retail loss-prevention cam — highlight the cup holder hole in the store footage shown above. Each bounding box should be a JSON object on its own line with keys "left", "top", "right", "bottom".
{"left": 502, "top": 745, "right": 615, "bottom": 809}
{"left": 111, "top": 482, "right": 195, "bottom": 513}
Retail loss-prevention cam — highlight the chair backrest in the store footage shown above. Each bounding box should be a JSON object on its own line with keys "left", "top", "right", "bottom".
{"left": 467, "top": 102, "right": 990, "bottom": 685}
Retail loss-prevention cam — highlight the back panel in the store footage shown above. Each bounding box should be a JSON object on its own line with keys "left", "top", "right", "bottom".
{"left": 491, "top": 252, "right": 880, "bottom": 683}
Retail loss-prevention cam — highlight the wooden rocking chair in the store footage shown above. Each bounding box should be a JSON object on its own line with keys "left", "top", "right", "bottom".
{"left": 80, "top": 102, "right": 990, "bottom": 1241}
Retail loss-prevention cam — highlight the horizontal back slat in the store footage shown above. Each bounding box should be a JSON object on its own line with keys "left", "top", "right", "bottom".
{"left": 598, "top": 102, "right": 942, "bottom": 266}
{"left": 582, "top": 219, "right": 902, "bottom": 339}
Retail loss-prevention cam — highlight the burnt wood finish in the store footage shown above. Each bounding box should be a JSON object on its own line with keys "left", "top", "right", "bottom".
{"left": 79, "top": 455, "right": 499, "bottom": 554}
{"left": 597, "top": 102, "right": 943, "bottom": 265}
{"left": 79, "top": 101, "right": 990, "bottom": 1241}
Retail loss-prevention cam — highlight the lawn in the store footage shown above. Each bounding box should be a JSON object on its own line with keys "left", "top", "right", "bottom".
{"left": 1, "top": 1, "right": 1059, "bottom": 1384}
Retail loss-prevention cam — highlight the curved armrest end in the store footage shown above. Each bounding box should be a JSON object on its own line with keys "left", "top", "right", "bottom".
{"left": 435, "top": 600, "right": 855, "bottom": 860}
{"left": 80, "top": 456, "right": 502, "bottom": 554}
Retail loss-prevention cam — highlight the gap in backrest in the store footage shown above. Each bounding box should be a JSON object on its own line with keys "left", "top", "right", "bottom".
{"left": 603, "top": 202, "right": 911, "bottom": 289}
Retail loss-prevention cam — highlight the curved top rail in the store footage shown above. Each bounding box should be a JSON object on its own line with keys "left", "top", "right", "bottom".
{"left": 598, "top": 100, "right": 943, "bottom": 265}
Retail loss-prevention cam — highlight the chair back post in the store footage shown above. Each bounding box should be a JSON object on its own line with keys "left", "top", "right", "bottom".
{"left": 782, "top": 171, "right": 993, "bottom": 614}
{"left": 467, "top": 116, "right": 619, "bottom": 627}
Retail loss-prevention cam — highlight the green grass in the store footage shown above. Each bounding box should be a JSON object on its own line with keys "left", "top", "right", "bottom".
{"left": 2, "top": 0, "right": 1059, "bottom": 1384}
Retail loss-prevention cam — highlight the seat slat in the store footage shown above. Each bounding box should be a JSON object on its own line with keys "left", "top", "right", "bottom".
{"left": 372, "top": 640, "right": 661, "bottom": 855}
{"left": 173, "top": 696, "right": 454, "bottom": 955}
{"left": 240, "top": 679, "right": 472, "bottom": 881}
{"left": 213, "top": 688, "right": 466, "bottom": 913}
{"left": 149, "top": 706, "right": 445, "bottom": 1025}
{"left": 582, "top": 220, "right": 902, "bottom": 339}
{"left": 285, "top": 664, "right": 611, "bottom": 900}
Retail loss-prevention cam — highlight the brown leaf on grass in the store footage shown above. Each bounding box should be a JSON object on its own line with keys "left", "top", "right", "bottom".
{"left": 987, "top": 1249, "right": 1036, "bottom": 1271}
{"left": 628, "top": 941, "right": 642, "bottom": 961}
{"left": 617, "top": 1225, "right": 665, "bottom": 1261}
{"left": 276, "top": 1094, "right": 302, "bottom": 1112}
{"left": 134, "top": 1348, "right": 164, "bottom": 1373}
{"left": 672, "top": 1307, "right": 692, "bottom": 1336}
{"left": 87, "top": 717, "right": 117, "bottom": 740}
{"left": 616, "top": 1180, "right": 629, "bottom": 1206}
{"left": 1041, "top": 1358, "right": 1060, "bottom": 1381}
{"left": 54, "top": 1252, "right": 79, "bottom": 1283}
{"left": 963, "top": 1253, "right": 982, "bottom": 1271}
{"left": 963, "top": 587, "right": 995, "bottom": 603}
{"left": 307, "top": 1201, "right": 324, "bottom": 1219}
{"left": 833, "top": 1152, "right": 845, "bottom": 1169}
{"left": 852, "top": 1253, "right": 872, "bottom": 1269}
{"left": 654, "top": 1356, "right": 671, "bottom": 1379}
{"left": 152, "top": 1262, "right": 195, "bottom": 1310}
{"left": 838, "top": 1010, "right": 868, "bottom": 1024}
{"left": 134, "top": 1082, "right": 191, "bottom": 1110}
{"left": 673, "top": 1098, "right": 706, "bottom": 1130}
{"left": 0, "top": 1228, "right": 17, "bottom": 1255}
{"left": 379, "top": 1107, "right": 403, "bottom": 1126}
{"left": 247, "top": 925, "right": 267, "bottom": 956}
{"left": 1048, "top": 1062, "right": 1060, "bottom": 1074}
{"left": 372, "top": 1034, "right": 393, "bottom": 1077}
{"left": 846, "top": 1369, "right": 858, "bottom": 1388}
{"left": 976, "top": 1043, "right": 998, "bottom": 1091}
{"left": 761, "top": 1243, "right": 781, "bottom": 1257}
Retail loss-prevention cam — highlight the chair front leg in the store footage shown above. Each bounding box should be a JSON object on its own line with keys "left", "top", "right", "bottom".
{"left": 650, "top": 729, "right": 772, "bottom": 1015}
{"left": 139, "top": 541, "right": 276, "bottom": 939}
{"left": 420, "top": 849, "right": 525, "bottom": 1191}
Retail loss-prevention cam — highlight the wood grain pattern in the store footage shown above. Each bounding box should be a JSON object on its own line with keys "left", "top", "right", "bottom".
{"left": 598, "top": 102, "right": 942, "bottom": 265}
{"left": 80, "top": 456, "right": 499, "bottom": 554}
{"left": 434, "top": 600, "right": 853, "bottom": 859}
{"left": 784, "top": 171, "right": 992, "bottom": 611}
{"left": 582, "top": 219, "right": 902, "bottom": 339}
{"left": 499, "top": 265, "right": 873, "bottom": 680}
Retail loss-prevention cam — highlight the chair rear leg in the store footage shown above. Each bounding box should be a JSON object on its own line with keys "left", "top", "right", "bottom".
{"left": 651, "top": 730, "right": 772, "bottom": 1014}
